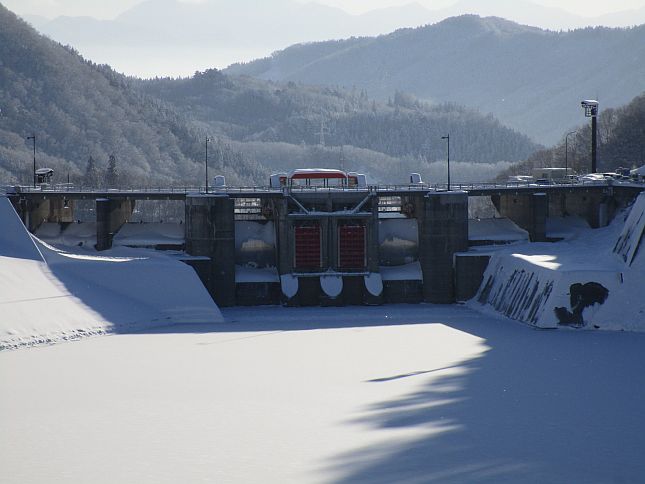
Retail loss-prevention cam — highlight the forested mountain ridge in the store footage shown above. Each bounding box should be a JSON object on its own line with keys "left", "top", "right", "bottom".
{"left": 0, "top": 5, "right": 261, "bottom": 186}
{"left": 139, "top": 71, "right": 539, "bottom": 164}
{"left": 0, "top": 4, "right": 538, "bottom": 187}
{"left": 504, "top": 92, "right": 645, "bottom": 177}
{"left": 227, "top": 15, "right": 645, "bottom": 146}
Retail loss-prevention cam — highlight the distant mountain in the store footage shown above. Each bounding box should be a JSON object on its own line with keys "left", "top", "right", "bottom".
{"left": 227, "top": 15, "right": 645, "bottom": 145}
{"left": 32, "top": 0, "right": 435, "bottom": 77}
{"left": 28, "top": 0, "right": 645, "bottom": 78}
{"left": 0, "top": 5, "right": 260, "bottom": 186}
{"left": 138, "top": 69, "right": 540, "bottom": 165}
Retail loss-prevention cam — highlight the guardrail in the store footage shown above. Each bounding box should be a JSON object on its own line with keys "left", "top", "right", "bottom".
{"left": 3, "top": 178, "right": 642, "bottom": 197}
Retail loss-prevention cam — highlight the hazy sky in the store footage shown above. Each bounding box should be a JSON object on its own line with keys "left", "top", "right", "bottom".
{"left": 6, "top": 0, "right": 645, "bottom": 19}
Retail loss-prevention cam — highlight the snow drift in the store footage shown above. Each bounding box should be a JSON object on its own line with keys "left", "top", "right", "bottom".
{"left": 0, "top": 198, "right": 222, "bottom": 350}
{"left": 472, "top": 193, "right": 645, "bottom": 331}
{"left": 112, "top": 222, "right": 184, "bottom": 248}
{"left": 36, "top": 221, "right": 97, "bottom": 247}
{"left": 468, "top": 217, "right": 528, "bottom": 244}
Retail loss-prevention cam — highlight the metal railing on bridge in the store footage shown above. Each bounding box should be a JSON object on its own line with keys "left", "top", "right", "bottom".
{"left": 3, "top": 177, "right": 641, "bottom": 197}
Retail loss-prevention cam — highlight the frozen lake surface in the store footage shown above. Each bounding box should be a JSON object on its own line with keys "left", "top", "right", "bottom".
{"left": 2, "top": 304, "right": 645, "bottom": 483}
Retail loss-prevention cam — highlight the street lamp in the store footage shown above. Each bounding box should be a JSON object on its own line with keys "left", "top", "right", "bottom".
{"left": 441, "top": 134, "right": 450, "bottom": 191}
{"left": 581, "top": 100, "right": 599, "bottom": 174}
{"left": 565, "top": 131, "right": 576, "bottom": 179}
{"left": 26, "top": 134, "right": 36, "bottom": 187}
{"left": 205, "top": 136, "right": 212, "bottom": 193}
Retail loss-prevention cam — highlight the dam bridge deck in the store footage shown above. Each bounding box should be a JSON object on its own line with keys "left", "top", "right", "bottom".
{"left": 6, "top": 179, "right": 641, "bottom": 201}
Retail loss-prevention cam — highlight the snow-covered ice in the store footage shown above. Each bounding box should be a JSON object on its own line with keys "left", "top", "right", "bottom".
{"left": 379, "top": 261, "right": 423, "bottom": 281}
{"left": 235, "top": 264, "right": 280, "bottom": 283}
{"left": 3, "top": 192, "right": 645, "bottom": 482}
{"left": 2, "top": 304, "right": 645, "bottom": 483}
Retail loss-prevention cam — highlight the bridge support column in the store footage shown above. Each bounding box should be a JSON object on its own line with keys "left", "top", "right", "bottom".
{"left": 274, "top": 198, "right": 292, "bottom": 276}
{"left": 185, "top": 195, "right": 235, "bottom": 307}
{"left": 11, "top": 196, "right": 76, "bottom": 233}
{"left": 96, "top": 198, "right": 135, "bottom": 251}
{"left": 366, "top": 194, "right": 380, "bottom": 273}
{"left": 24, "top": 199, "right": 51, "bottom": 232}
{"left": 418, "top": 191, "right": 468, "bottom": 303}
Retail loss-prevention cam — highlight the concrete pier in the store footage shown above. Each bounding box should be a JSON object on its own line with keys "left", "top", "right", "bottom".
{"left": 96, "top": 198, "right": 135, "bottom": 251}
{"left": 16, "top": 197, "right": 75, "bottom": 232}
{"left": 418, "top": 191, "right": 469, "bottom": 303}
{"left": 492, "top": 192, "right": 547, "bottom": 242}
{"left": 185, "top": 195, "right": 235, "bottom": 307}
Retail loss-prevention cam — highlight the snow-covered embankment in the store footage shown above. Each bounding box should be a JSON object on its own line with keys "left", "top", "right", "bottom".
{"left": 0, "top": 198, "right": 222, "bottom": 350}
{"left": 471, "top": 192, "right": 645, "bottom": 330}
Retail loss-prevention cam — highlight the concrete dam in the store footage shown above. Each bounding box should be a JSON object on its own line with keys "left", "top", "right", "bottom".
{"left": 7, "top": 176, "right": 644, "bottom": 325}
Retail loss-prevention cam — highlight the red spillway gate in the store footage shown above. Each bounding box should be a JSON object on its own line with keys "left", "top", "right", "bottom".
{"left": 294, "top": 224, "right": 322, "bottom": 270}
{"left": 339, "top": 224, "right": 366, "bottom": 270}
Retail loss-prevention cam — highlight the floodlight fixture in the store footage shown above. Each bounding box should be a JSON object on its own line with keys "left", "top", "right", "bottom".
{"left": 581, "top": 99, "right": 599, "bottom": 117}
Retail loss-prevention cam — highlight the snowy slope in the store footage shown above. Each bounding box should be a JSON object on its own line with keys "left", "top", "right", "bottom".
{"left": 613, "top": 193, "right": 645, "bottom": 265}
{"left": 0, "top": 198, "right": 222, "bottom": 350}
{"left": 471, "top": 193, "right": 645, "bottom": 331}
{"left": 112, "top": 222, "right": 184, "bottom": 247}
{"left": 468, "top": 217, "right": 528, "bottom": 243}
{"left": 36, "top": 221, "right": 97, "bottom": 247}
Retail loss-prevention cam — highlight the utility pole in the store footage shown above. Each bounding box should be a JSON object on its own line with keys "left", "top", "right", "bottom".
{"left": 26, "top": 134, "right": 36, "bottom": 187}
{"left": 581, "top": 100, "right": 599, "bottom": 173}
{"left": 565, "top": 131, "right": 576, "bottom": 178}
{"left": 441, "top": 134, "right": 450, "bottom": 191}
{"left": 205, "top": 136, "right": 211, "bottom": 193}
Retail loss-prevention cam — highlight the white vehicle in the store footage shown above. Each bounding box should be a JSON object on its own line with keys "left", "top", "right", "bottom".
{"left": 212, "top": 175, "right": 226, "bottom": 187}
{"left": 409, "top": 173, "right": 426, "bottom": 185}
{"left": 508, "top": 175, "right": 534, "bottom": 183}
{"left": 532, "top": 167, "right": 567, "bottom": 181}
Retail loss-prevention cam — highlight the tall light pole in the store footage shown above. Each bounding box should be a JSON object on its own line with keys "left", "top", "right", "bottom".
{"left": 26, "top": 134, "right": 36, "bottom": 187}
{"left": 565, "top": 131, "right": 576, "bottom": 179}
{"left": 441, "top": 134, "right": 450, "bottom": 191}
{"left": 205, "top": 136, "right": 212, "bottom": 193}
{"left": 581, "top": 100, "right": 599, "bottom": 174}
